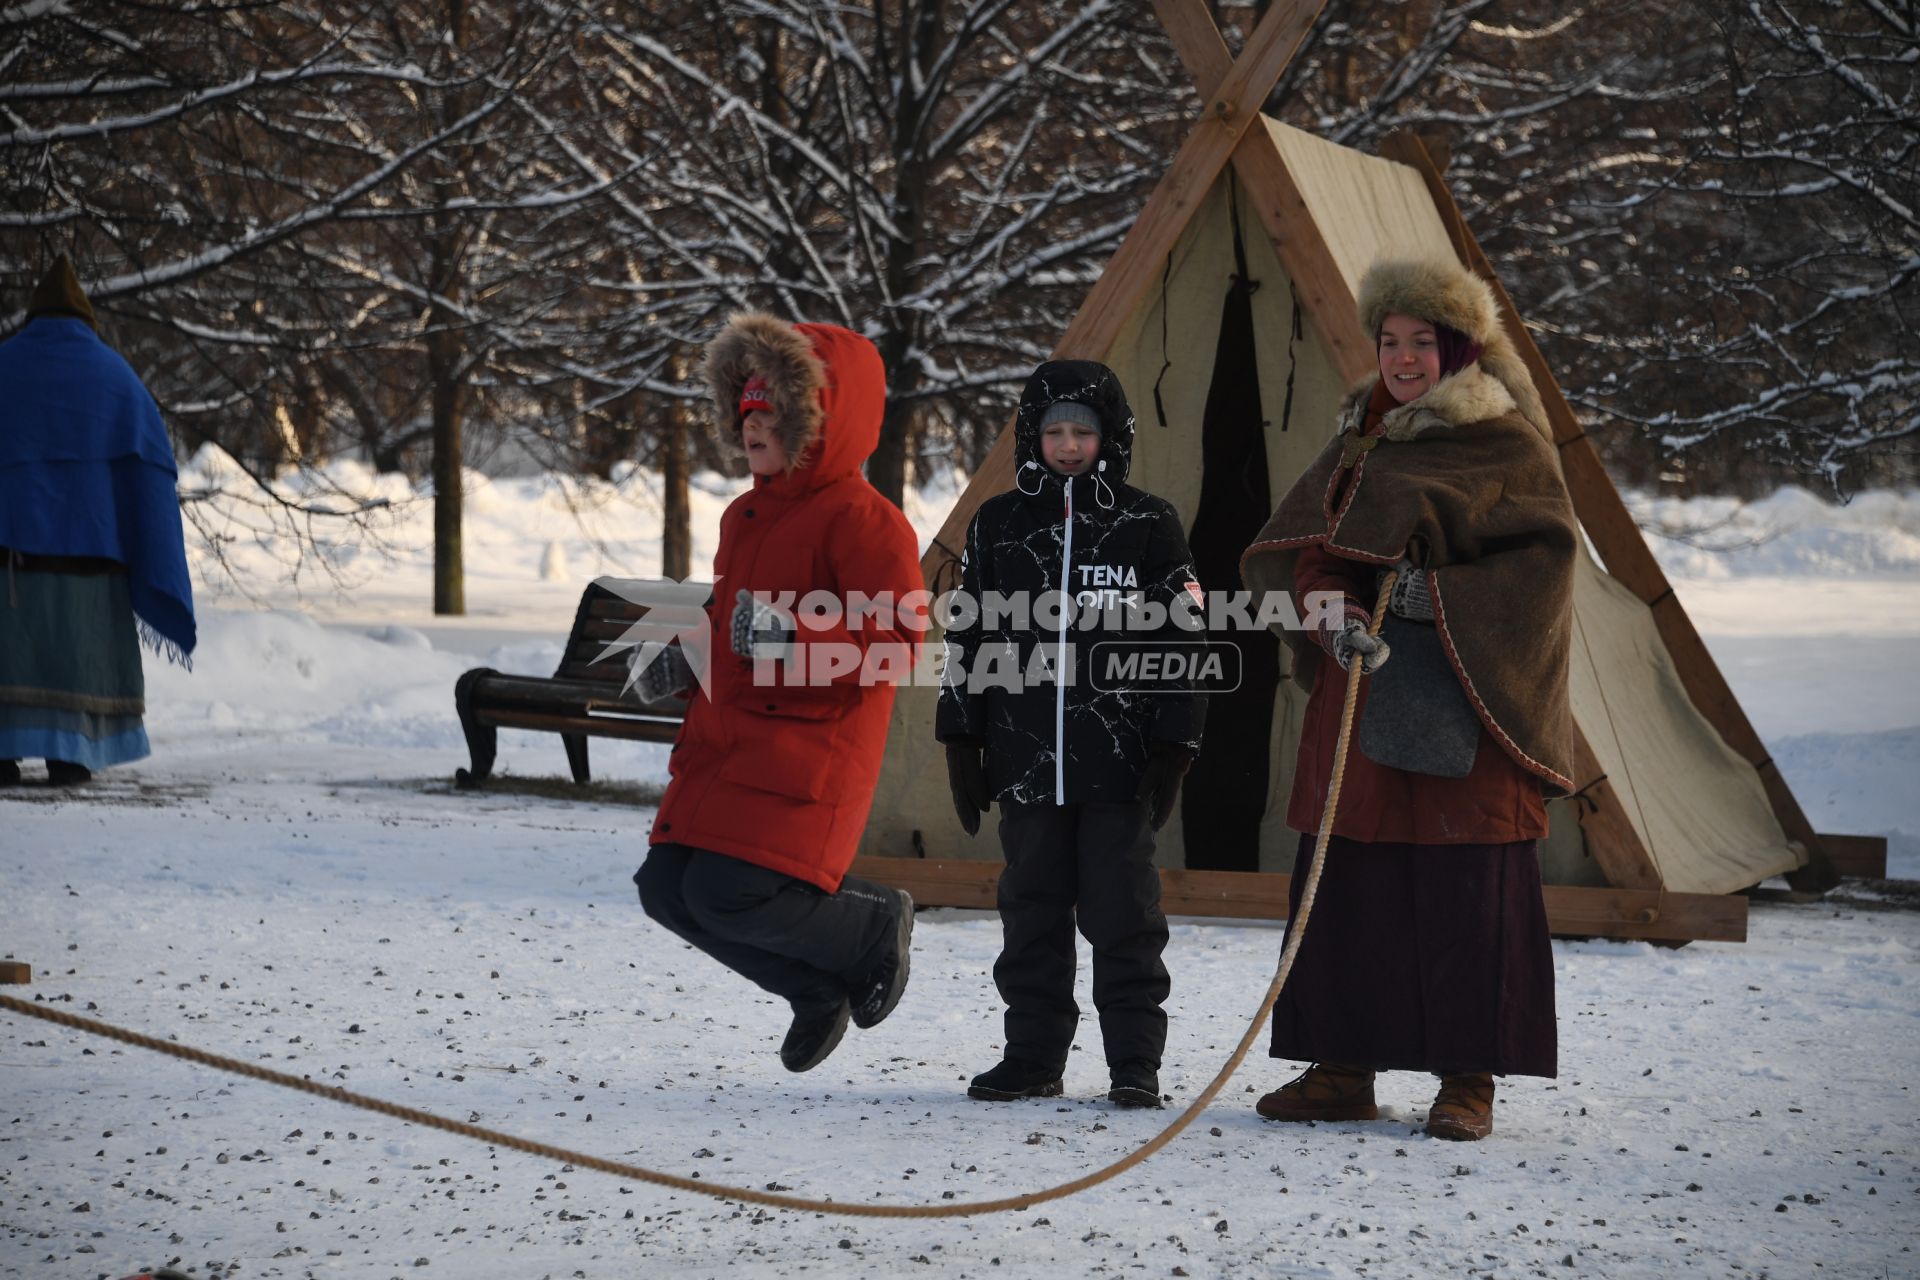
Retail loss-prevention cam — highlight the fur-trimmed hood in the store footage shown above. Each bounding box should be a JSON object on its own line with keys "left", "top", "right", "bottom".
{"left": 702, "top": 311, "right": 886, "bottom": 485}
{"left": 1356, "top": 257, "right": 1548, "bottom": 441}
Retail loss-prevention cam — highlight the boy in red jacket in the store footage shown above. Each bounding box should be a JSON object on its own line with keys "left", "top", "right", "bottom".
{"left": 633, "top": 313, "right": 925, "bottom": 1073}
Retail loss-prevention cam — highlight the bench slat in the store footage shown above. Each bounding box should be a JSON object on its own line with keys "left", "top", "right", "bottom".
{"left": 588, "top": 598, "right": 651, "bottom": 622}
{"left": 555, "top": 660, "right": 628, "bottom": 683}
{"left": 474, "top": 674, "right": 645, "bottom": 709}
{"left": 481, "top": 707, "right": 683, "bottom": 743}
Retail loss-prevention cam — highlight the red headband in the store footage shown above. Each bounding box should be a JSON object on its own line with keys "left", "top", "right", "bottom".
{"left": 739, "top": 374, "right": 773, "bottom": 417}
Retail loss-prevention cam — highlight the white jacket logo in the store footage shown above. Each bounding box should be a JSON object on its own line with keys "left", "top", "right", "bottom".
{"left": 1074, "top": 562, "right": 1139, "bottom": 610}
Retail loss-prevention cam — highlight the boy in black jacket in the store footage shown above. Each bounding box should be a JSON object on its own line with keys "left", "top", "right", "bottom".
{"left": 936, "top": 359, "right": 1206, "bottom": 1108}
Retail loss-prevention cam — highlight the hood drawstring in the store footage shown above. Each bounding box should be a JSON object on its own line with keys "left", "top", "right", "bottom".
{"left": 1092, "top": 459, "right": 1115, "bottom": 510}
{"left": 1017, "top": 459, "right": 1114, "bottom": 509}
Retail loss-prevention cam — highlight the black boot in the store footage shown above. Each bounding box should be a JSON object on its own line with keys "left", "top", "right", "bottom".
{"left": 1108, "top": 1062, "right": 1163, "bottom": 1109}
{"left": 779, "top": 1000, "right": 850, "bottom": 1073}
{"left": 851, "top": 889, "right": 914, "bottom": 1030}
{"left": 0, "top": 760, "right": 19, "bottom": 786}
{"left": 46, "top": 760, "right": 92, "bottom": 786}
{"left": 967, "top": 1058, "right": 1064, "bottom": 1102}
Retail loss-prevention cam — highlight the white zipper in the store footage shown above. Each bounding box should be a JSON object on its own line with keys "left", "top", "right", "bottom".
{"left": 1054, "top": 476, "right": 1073, "bottom": 805}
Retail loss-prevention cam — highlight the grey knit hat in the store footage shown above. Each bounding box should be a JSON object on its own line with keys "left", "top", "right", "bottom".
{"left": 1039, "top": 400, "right": 1102, "bottom": 435}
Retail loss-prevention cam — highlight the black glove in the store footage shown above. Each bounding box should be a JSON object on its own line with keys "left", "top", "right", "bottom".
{"left": 946, "top": 743, "right": 990, "bottom": 836}
{"left": 730, "top": 588, "right": 794, "bottom": 660}
{"left": 1136, "top": 742, "right": 1192, "bottom": 831}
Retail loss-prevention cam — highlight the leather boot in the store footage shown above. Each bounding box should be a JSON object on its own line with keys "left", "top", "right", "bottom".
{"left": 1425, "top": 1072, "right": 1495, "bottom": 1141}
{"left": 1255, "top": 1063, "right": 1378, "bottom": 1122}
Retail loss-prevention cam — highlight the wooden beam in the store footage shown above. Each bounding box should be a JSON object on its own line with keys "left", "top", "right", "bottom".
{"left": 1153, "top": 0, "right": 1233, "bottom": 93}
{"left": 1227, "top": 125, "right": 1380, "bottom": 386}
{"left": 1815, "top": 832, "right": 1888, "bottom": 880}
{"left": 1540, "top": 884, "right": 1746, "bottom": 944}
{"left": 1376, "top": 129, "right": 1837, "bottom": 895}
{"left": 1154, "top": 0, "right": 1376, "bottom": 385}
{"left": 919, "top": 0, "right": 1330, "bottom": 590}
{"left": 850, "top": 857, "right": 1747, "bottom": 944}
{"left": 0, "top": 961, "right": 29, "bottom": 985}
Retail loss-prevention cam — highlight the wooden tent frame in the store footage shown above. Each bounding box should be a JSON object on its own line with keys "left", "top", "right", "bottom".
{"left": 848, "top": 0, "right": 1884, "bottom": 943}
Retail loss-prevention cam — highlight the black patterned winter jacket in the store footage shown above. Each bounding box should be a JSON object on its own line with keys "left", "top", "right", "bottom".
{"left": 935, "top": 360, "right": 1207, "bottom": 806}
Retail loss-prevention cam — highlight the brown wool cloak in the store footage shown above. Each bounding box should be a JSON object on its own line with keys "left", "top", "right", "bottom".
{"left": 1241, "top": 363, "right": 1578, "bottom": 796}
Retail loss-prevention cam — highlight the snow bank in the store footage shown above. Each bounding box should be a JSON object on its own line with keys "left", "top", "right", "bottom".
{"left": 1630, "top": 486, "right": 1920, "bottom": 580}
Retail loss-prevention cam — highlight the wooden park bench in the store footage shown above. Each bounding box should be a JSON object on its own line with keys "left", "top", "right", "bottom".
{"left": 453, "top": 578, "right": 693, "bottom": 788}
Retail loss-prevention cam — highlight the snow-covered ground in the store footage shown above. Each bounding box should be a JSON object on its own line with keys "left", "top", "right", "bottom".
{"left": 4, "top": 464, "right": 1917, "bottom": 1278}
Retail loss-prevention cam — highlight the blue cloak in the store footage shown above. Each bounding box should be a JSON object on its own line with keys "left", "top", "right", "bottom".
{"left": 0, "top": 315, "right": 196, "bottom": 664}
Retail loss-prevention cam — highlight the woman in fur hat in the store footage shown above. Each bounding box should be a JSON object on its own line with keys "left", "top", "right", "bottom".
{"left": 632, "top": 313, "right": 925, "bottom": 1075}
{"left": 1239, "top": 257, "right": 1578, "bottom": 1141}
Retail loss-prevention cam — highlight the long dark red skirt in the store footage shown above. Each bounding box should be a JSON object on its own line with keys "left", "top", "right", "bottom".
{"left": 1267, "top": 833, "right": 1558, "bottom": 1078}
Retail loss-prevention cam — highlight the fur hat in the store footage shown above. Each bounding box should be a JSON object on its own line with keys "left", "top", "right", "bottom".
{"left": 702, "top": 312, "right": 828, "bottom": 469}
{"left": 1358, "top": 257, "right": 1499, "bottom": 347}
{"left": 1356, "top": 256, "right": 1550, "bottom": 441}
{"left": 27, "top": 255, "right": 96, "bottom": 330}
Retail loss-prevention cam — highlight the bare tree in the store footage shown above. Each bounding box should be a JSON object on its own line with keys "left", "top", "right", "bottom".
{"left": 1249, "top": 0, "right": 1916, "bottom": 494}
{"left": 1, "top": 1, "right": 634, "bottom": 608}
{"left": 571, "top": 1, "right": 1195, "bottom": 506}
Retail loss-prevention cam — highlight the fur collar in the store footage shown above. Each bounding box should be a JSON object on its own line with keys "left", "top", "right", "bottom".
{"left": 701, "top": 311, "right": 827, "bottom": 472}
{"left": 1338, "top": 363, "right": 1518, "bottom": 441}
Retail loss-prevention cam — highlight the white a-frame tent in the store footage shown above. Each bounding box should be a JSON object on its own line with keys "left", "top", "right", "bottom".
{"left": 850, "top": 0, "right": 1875, "bottom": 943}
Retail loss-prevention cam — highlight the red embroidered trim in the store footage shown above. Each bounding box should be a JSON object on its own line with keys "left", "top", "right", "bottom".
{"left": 1430, "top": 573, "right": 1573, "bottom": 792}
{"left": 1326, "top": 449, "right": 1365, "bottom": 534}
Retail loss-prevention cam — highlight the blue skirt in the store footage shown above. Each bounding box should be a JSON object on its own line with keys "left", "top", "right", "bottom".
{"left": 0, "top": 563, "right": 149, "bottom": 768}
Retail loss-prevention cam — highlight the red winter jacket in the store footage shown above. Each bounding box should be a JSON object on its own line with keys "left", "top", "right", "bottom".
{"left": 650, "top": 322, "right": 924, "bottom": 891}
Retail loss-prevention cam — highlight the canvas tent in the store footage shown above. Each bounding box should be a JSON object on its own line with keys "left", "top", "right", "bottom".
{"left": 847, "top": 0, "right": 1871, "bottom": 943}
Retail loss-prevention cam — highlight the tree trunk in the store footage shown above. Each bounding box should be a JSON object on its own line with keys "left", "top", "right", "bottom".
{"left": 869, "top": 393, "right": 911, "bottom": 508}
{"left": 429, "top": 315, "right": 465, "bottom": 616}
{"left": 431, "top": 0, "right": 471, "bottom": 616}
{"left": 662, "top": 396, "right": 692, "bottom": 580}
{"left": 865, "top": 3, "right": 939, "bottom": 511}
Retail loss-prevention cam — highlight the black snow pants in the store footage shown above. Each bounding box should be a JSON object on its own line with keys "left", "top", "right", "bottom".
{"left": 635, "top": 843, "right": 896, "bottom": 1014}
{"left": 993, "top": 799, "right": 1171, "bottom": 1072}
